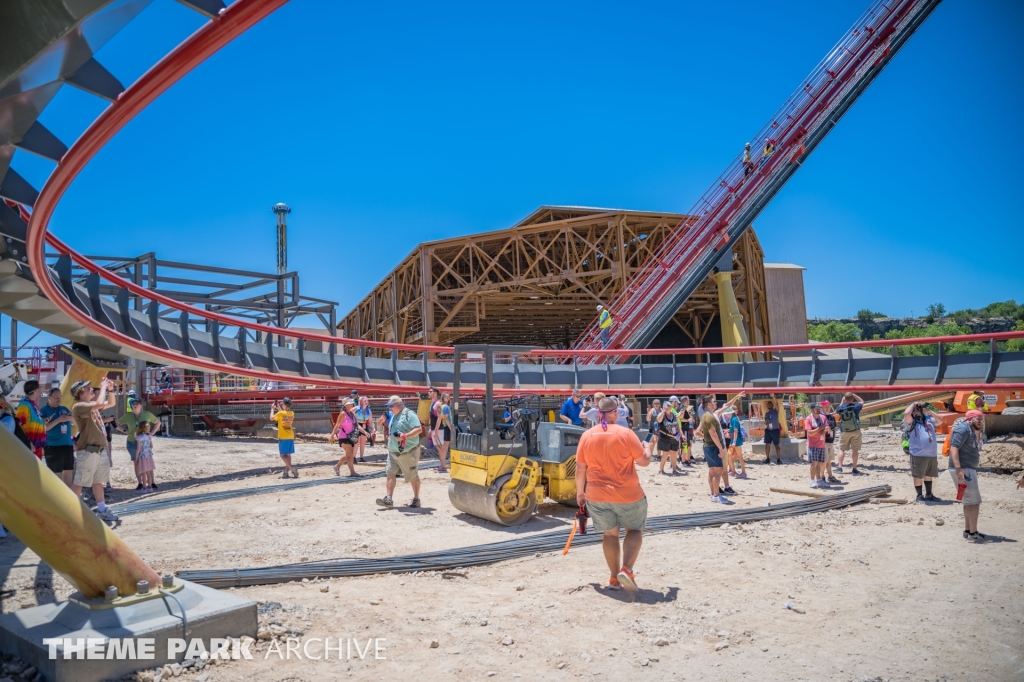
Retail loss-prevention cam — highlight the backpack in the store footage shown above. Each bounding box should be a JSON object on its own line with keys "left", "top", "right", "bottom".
{"left": 941, "top": 417, "right": 966, "bottom": 457}
{"left": 901, "top": 417, "right": 926, "bottom": 455}
{"left": 836, "top": 404, "right": 860, "bottom": 431}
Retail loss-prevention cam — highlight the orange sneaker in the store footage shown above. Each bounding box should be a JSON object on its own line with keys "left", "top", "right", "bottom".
{"left": 617, "top": 566, "right": 638, "bottom": 592}
{"left": 607, "top": 577, "right": 622, "bottom": 590}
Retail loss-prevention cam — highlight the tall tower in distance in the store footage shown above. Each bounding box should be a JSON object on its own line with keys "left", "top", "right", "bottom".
{"left": 272, "top": 202, "right": 291, "bottom": 275}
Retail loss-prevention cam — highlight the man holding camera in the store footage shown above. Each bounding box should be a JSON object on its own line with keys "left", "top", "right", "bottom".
{"left": 904, "top": 401, "right": 943, "bottom": 502}
{"left": 376, "top": 395, "right": 423, "bottom": 509}
{"left": 69, "top": 378, "right": 118, "bottom": 523}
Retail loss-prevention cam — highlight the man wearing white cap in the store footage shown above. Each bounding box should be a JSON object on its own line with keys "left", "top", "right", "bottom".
{"left": 376, "top": 395, "right": 423, "bottom": 508}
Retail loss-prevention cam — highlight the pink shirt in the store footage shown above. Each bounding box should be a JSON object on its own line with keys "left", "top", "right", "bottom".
{"left": 805, "top": 413, "right": 827, "bottom": 449}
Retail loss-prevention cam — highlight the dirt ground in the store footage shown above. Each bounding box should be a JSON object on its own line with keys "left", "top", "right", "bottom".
{"left": 2, "top": 428, "right": 1023, "bottom": 682}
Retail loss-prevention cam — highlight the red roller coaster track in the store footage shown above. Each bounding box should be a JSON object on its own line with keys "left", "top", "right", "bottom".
{"left": 20, "top": 0, "right": 1024, "bottom": 395}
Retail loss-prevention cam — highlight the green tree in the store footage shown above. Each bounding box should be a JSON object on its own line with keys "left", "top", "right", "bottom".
{"left": 808, "top": 321, "right": 861, "bottom": 343}
{"left": 856, "top": 309, "right": 885, "bottom": 321}
{"left": 926, "top": 303, "right": 946, "bottom": 319}
{"left": 883, "top": 322, "right": 987, "bottom": 356}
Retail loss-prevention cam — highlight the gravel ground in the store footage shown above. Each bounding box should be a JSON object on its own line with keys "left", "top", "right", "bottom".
{"left": 1, "top": 428, "right": 1022, "bottom": 682}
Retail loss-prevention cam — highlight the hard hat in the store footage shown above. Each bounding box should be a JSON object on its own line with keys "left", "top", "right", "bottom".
{"left": 596, "top": 305, "right": 604, "bottom": 311}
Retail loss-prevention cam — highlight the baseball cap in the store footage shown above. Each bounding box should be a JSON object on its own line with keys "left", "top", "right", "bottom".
{"left": 343, "top": 398, "right": 355, "bottom": 407}
{"left": 965, "top": 409, "right": 984, "bottom": 421}
{"left": 282, "top": 397, "right": 292, "bottom": 406}
{"left": 70, "top": 380, "right": 91, "bottom": 399}
{"left": 820, "top": 400, "right": 830, "bottom": 407}
{"left": 386, "top": 395, "right": 403, "bottom": 406}
{"left": 669, "top": 395, "right": 680, "bottom": 403}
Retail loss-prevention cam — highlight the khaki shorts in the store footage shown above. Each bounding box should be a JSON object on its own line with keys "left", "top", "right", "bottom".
{"left": 911, "top": 456, "right": 939, "bottom": 479}
{"left": 839, "top": 430, "right": 863, "bottom": 452}
{"left": 386, "top": 445, "right": 421, "bottom": 482}
{"left": 949, "top": 467, "right": 981, "bottom": 505}
{"left": 72, "top": 450, "right": 110, "bottom": 487}
{"left": 587, "top": 497, "right": 648, "bottom": 532}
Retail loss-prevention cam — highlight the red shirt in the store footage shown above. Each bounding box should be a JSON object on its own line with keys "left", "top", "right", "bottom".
{"left": 805, "top": 413, "right": 827, "bottom": 449}
{"left": 576, "top": 424, "right": 646, "bottom": 503}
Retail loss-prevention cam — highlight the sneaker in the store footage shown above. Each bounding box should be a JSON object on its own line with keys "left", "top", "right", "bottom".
{"left": 683, "top": 460, "right": 692, "bottom": 468}
{"left": 810, "top": 479, "right": 821, "bottom": 489}
{"left": 721, "top": 486, "right": 737, "bottom": 495}
{"left": 143, "top": 487, "right": 153, "bottom": 492}
{"left": 827, "top": 476, "right": 840, "bottom": 484}
{"left": 833, "top": 465, "right": 843, "bottom": 473}
{"left": 617, "top": 566, "right": 639, "bottom": 592}
{"left": 970, "top": 532, "right": 990, "bottom": 544}
{"left": 735, "top": 472, "right": 748, "bottom": 480}
{"left": 763, "top": 458, "right": 771, "bottom": 465}
{"left": 135, "top": 483, "right": 144, "bottom": 490}
{"left": 963, "top": 529, "right": 970, "bottom": 540}
{"left": 375, "top": 496, "right": 393, "bottom": 508}
{"left": 151, "top": 482, "right": 158, "bottom": 489}
{"left": 851, "top": 467, "right": 863, "bottom": 475}
{"left": 607, "top": 577, "right": 622, "bottom": 590}
{"left": 291, "top": 469, "right": 299, "bottom": 478}
{"left": 282, "top": 471, "right": 290, "bottom": 479}
{"left": 408, "top": 497, "right": 422, "bottom": 508}
{"left": 709, "top": 494, "right": 720, "bottom": 502}
{"left": 716, "top": 495, "right": 731, "bottom": 504}
{"left": 916, "top": 493, "right": 925, "bottom": 503}
{"left": 924, "top": 493, "right": 939, "bottom": 502}
{"left": 95, "top": 509, "right": 119, "bottom": 523}
{"left": 818, "top": 479, "right": 831, "bottom": 489}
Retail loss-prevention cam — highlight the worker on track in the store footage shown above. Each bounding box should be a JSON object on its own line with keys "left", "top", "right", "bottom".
{"left": 597, "top": 304, "right": 613, "bottom": 349}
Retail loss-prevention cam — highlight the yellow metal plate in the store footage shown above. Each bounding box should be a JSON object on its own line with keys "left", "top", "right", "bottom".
{"left": 450, "top": 461, "right": 488, "bottom": 486}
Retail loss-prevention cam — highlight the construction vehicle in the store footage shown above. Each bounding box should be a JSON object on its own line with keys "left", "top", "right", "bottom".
{"left": 448, "top": 346, "right": 585, "bottom": 526}
{"left": 931, "top": 390, "right": 1024, "bottom": 437}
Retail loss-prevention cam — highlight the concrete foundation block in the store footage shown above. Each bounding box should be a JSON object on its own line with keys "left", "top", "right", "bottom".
{"left": 0, "top": 580, "right": 256, "bottom": 682}
{"left": 750, "top": 438, "right": 807, "bottom": 462}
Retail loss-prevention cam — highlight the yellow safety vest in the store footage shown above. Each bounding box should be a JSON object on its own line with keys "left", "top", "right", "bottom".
{"left": 599, "top": 310, "right": 613, "bottom": 329}
{"left": 966, "top": 393, "right": 990, "bottom": 412}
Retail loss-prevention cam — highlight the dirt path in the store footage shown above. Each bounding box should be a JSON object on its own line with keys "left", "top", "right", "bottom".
{"left": 2, "top": 429, "right": 1022, "bottom": 681}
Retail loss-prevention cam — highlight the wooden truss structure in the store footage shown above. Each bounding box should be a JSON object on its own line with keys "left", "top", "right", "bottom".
{"left": 337, "top": 207, "right": 770, "bottom": 355}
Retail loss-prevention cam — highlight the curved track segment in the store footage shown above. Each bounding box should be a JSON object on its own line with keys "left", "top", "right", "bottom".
{"left": 8, "top": 0, "right": 1024, "bottom": 394}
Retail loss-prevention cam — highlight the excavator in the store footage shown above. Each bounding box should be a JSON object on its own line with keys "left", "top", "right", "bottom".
{"left": 447, "top": 345, "right": 585, "bottom": 526}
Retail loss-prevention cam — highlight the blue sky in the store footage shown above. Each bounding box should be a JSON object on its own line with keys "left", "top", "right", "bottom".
{"left": 11, "top": 0, "right": 1024, "bottom": 347}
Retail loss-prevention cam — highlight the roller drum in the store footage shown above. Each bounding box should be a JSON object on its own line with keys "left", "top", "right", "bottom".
{"left": 448, "top": 474, "right": 536, "bottom": 526}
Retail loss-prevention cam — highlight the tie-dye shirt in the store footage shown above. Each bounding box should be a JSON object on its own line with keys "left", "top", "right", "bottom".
{"left": 15, "top": 398, "right": 46, "bottom": 459}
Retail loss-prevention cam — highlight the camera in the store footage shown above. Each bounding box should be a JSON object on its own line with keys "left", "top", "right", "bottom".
{"left": 393, "top": 431, "right": 404, "bottom": 452}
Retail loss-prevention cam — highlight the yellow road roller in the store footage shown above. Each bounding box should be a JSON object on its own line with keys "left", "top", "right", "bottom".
{"left": 447, "top": 345, "right": 585, "bottom": 526}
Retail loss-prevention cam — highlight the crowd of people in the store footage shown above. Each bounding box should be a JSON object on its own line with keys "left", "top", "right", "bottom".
{"left": 0, "top": 378, "right": 161, "bottom": 532}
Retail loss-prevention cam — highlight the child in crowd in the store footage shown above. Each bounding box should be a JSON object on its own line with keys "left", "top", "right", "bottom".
{"left": 135, "top": 421, "right": 156, "bottom": 491}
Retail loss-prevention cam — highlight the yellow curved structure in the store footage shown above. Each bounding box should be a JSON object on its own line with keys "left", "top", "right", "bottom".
{"left": 714, "top": 270, "right": 751, "bottom": 363}
{"left": 0, "top": 428, "right": 158, "bottom": 599}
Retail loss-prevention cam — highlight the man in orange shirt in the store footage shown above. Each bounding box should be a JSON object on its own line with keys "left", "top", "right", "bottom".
{"left": 576, "top": 397, "right": 652, "bottom": 592}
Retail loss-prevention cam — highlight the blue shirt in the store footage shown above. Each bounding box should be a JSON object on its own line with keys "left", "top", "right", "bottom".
{"left": 560, "top": 397, "right": 583, "bottom": 426}
{"left": 39, "top": 404, "right": 74, "bottom": 447}
{"left": 729, "top": 415, "right": 744, "bottom": 446}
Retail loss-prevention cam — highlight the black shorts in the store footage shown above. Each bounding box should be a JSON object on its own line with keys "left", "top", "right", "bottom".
{"left": 339, "top": 433, "right": 358, "bottom": 447}
{"left": 44, "top": 445, "right": 75, "bottom": 473}
{"left": 657, "top": 436, "right": 679, "bottom": 452}
{"left": 764, "top": 429, "right": 781, "bottom": 445}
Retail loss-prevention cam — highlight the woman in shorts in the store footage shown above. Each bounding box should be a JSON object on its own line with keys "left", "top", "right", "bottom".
{"left": 331, "top": 400, "right": 361, "bottom": 477}
{"left": 656, "top": 402, "right": 680, "bottom": 475}
{"left": 433, "top": 392, "right": 453, "bottom": 473}
{"left": 354, "top": 396, "right": 373, "bottom": 463}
